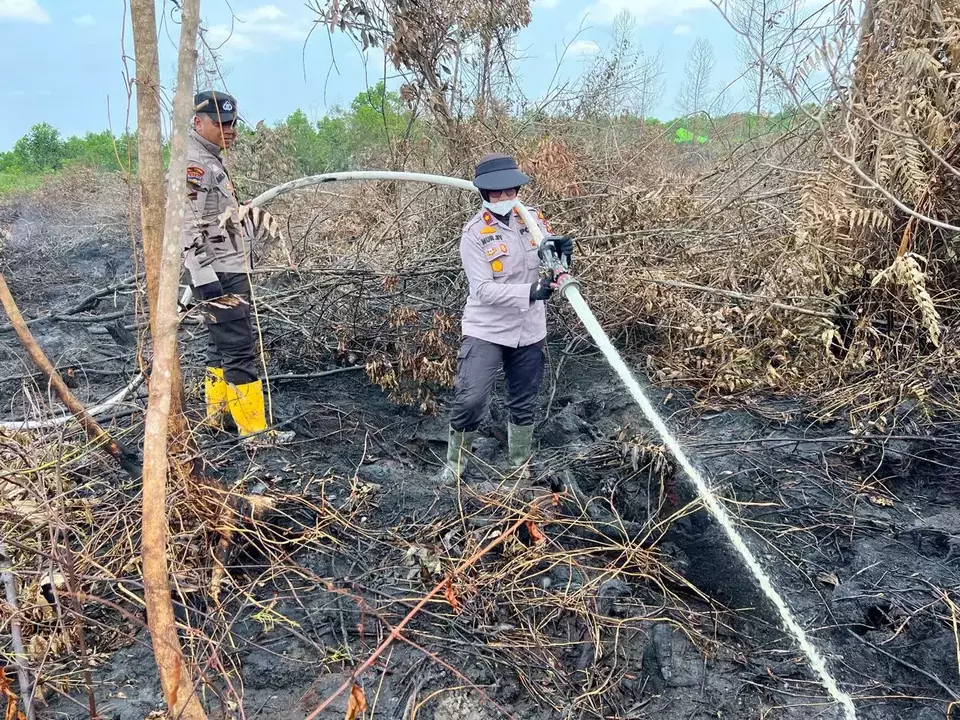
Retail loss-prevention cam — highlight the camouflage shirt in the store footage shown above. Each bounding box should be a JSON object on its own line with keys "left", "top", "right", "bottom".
{"left": 181, "top": 129, "right": 249, "bottom": 286}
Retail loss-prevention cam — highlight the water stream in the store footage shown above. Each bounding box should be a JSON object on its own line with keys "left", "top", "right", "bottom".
{"left": 562, "top": 285, "right": 857, "bottom": 720}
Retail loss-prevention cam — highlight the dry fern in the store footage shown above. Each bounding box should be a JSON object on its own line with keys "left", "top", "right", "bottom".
{"left": 870, "top": 253, "right": 942, "bottom": 346}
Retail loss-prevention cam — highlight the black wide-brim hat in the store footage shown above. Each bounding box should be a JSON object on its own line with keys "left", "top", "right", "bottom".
{"left": 473, "top": 154, "right": 530, "bottom": 191}
{"left": 194, "top": 90, "right": 239, "bottom": 123}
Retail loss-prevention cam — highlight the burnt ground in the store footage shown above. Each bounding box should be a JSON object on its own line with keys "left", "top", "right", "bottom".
{"left": 1, "top": 203, "right": 959, "bottom": 720}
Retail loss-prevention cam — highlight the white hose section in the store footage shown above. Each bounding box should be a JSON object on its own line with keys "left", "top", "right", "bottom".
{"left": 247, "top": 170, "right": 479, "bottom": 208}
{"left": 0, "top": 373, "right": 145, "bottom": 431}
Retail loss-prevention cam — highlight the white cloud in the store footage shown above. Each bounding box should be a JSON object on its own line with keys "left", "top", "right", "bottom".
{"left": 0, "top": 0, "right": 50, "bottom": 23}
{"left": 242, "top": 4, "right": 284, "bottom": 22}
{"left": 73, "top": 14, "right": 96, "bottom": 26}
{"left": 203, "top": 4, "right": 309, "bottom": 58}
{"left": 673, "top": 24, "right": 691, "bottom": 34}
{"left": 534, "top": 0, "right": 560, "bottom": 8}
{"left": 7, "top": 90, "right": 26, "bottom": 97}
{"left": 569, "top": 40, "right": 600, "bottom": 56}
{"left": 205, "top": 25, "right": 256, "bottom": 51}
{"left": 581, "top": 0, "right": 713, "bottom": 25}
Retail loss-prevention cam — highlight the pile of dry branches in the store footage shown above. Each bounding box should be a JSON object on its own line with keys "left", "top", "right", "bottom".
{"left": 229, "top": 105, "right": 957, "bottom": 431}
{"left": 217, "top": 0, "right": 960, "bottom": 431}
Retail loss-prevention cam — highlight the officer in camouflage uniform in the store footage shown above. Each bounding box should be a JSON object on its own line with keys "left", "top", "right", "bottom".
{"left": 182, "top": 90, "right": 293, "bottom": 444}
{"left": 438, "top": 153, "right": 574, "bottom": 483}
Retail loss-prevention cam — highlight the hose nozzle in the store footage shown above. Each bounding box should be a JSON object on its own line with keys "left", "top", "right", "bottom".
{"left": 555, "top": 271, "right": 582, "bottom": 298}
{"left": 538, "top": 244, "right": 581, "bottom": 298}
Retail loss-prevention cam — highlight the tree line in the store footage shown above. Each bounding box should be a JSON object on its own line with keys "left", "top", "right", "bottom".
{"left": 0, "top": 78, "right": 810, "bottom": 196}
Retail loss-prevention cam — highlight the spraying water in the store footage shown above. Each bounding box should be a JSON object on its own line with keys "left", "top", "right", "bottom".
{"left": 248, "top": 171, "right": 857, "bottom": 719}
{"left": 561, "top": 285, "right": 857, "bottom": 720}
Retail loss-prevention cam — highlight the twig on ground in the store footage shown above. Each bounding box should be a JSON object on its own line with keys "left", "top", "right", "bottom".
{"left": 0, "top": 540, "right": 36, "bottom": 720}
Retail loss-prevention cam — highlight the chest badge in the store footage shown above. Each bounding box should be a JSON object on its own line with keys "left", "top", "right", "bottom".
{"left": 491, "top": 259, "right": 504, "bottom": 272}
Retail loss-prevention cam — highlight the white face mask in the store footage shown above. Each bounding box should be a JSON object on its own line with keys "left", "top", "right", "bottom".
{"left": 483, "top": 198, "right": 517, "bottom": 216}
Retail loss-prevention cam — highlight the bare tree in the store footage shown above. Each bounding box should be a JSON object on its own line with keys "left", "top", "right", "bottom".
{"left": 131, "top": 0, "right": 189, "bottom": 439}
{"left": 576, "top": 10, "right": 664, "bottom": 119}
{"left": 730, "top": 0, "right": 796, "bottom": 116}
{"left": 471, "top": 0, "right": 527, "bottom": 116}
{"left": 131, "top": 0, "right": 208, "bottom": 718}
{"left": 675, "top": 38, "right": 716, "bottom": 116}
{"left": 308, "top": 0, "right": 532, "bottom": 150}
{"left": 196, "top": 29, "right": 229, "bottom": 92}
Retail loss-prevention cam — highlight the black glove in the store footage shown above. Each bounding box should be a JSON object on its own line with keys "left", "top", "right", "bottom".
{"left": 539, "top": 235, "right": 574, "bottom": 269}
{"left": 529, "top": 276, "right": 554, "bottom": 301}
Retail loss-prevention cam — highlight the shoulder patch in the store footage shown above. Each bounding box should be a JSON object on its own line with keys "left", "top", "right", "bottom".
{"left": 186, "top": 166, "right": 205, "bottom": 186}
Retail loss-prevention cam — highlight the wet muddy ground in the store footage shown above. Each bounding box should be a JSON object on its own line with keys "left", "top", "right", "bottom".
{"left": 2, "top": 196, "right": 959, "bottom": 720}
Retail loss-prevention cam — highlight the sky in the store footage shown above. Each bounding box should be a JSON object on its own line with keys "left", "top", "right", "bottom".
{"left": 0, "top": 0, "right": 755, "bottom": 150}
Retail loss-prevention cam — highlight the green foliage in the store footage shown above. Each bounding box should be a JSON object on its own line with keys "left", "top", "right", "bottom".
{"left": 0, "top": 122, "right": 135, "bottom": 176}
{"left": 278, "top": 82, "right": 413, "bottom": 175}
{"left": 1, "top": 83, "right": 411, "bottom": 195}
{"left": 1, "top": 92, "right": 817, "bottom": 198}
{"left": 346, "top": 82, "right": 410, "bottom": 162}
{"left": 0, "top": 168, "right": 47, "bottom": 197}
{"left": 12, "top": 122, "right": 63, "bottom": 171}
{"left": 62, "top": 130, "right": 137, "bottom": 170}
{"left": 674, "top": 127, "right": 708, "bottom": 144}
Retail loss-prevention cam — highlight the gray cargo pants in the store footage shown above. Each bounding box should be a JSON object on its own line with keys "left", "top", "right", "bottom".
{"left": 449, "top": 336, "right": 545, "bottom": 432}
{"left": 193, "top": 271, "right": 259, "bottom": 385}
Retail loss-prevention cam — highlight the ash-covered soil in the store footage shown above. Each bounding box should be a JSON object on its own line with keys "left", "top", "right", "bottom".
{"left": 1, "top": 191, "right": 958, "bottom": 720}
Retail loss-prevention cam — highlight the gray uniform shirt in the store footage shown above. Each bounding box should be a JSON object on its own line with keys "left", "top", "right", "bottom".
{"left": 181, "top": 129, "right": 249, "bottom": 286}
{"left": 459, "top": 206, "right": 551, "bottom": 348}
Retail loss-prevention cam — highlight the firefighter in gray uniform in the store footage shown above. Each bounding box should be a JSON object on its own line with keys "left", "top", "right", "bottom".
{"left": 438, "top": 153, "right": 573, "bottom": 483}
{"left": 182, "top": 90, "right": 292, "bottom": 443}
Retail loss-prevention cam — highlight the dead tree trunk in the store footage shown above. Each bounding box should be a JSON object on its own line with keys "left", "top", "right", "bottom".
{"left": 0, "top": 271, "right": 141, "bottom": 477}
{"left": 134, "top": 0, "right": 208, "bottom": 717}
{"left": 130, "top": 0, "right": 188, "bottom": 437}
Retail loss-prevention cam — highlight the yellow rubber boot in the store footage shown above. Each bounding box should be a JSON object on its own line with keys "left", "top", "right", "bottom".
{"left": 204, "top": 367, "right": 229, "bottom": 427}
{"left": 226, "top": 379, "right": 295, "bottom": 445}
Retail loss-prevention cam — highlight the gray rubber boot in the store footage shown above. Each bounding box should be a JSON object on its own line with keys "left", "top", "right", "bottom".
{"left": 436, "top": 426, "right": 478, "bottom": 484}
{"left": 507, "top": 423, "right": 535, "bottom": 478}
